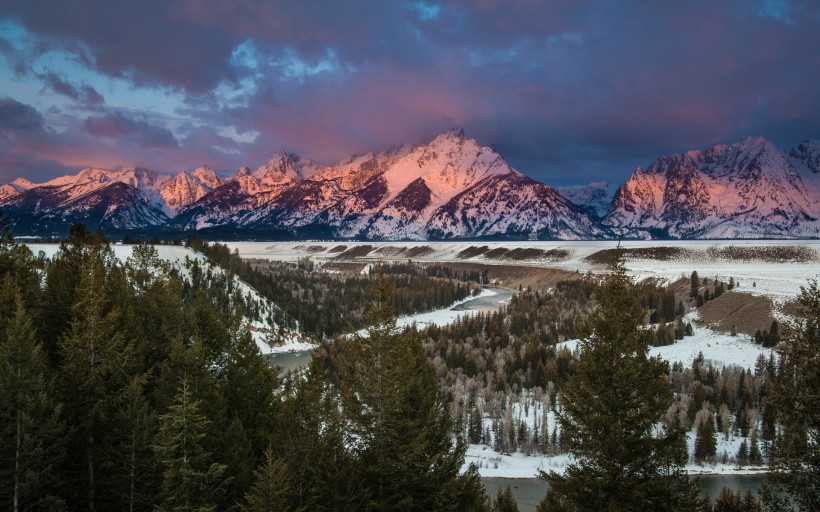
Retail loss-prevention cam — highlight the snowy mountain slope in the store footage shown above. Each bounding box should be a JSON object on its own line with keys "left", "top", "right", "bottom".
{"left": 364, "top": 177, "right": 436, "bottom": 239}
{"left": 426, "top": 172, "right": 605, "bottom": 240}
{"left": 1, "top": 181, "right": 170, "bottom": 232}
{"left": 2, "top": 133, "right": 818, "bottom": 239}
{"left": 789, "top": 139, "right": 820, "bottom": 219}
{"left": 605, "top": 137, "right": 818, "bottom": 238}
{"left": 169, "top": 128, "right": 598, "bottom": 240}
{"left": 159, "top": 166, "right": 221, "bottom": 213}
{"left": 557, "top": 181, "right": 618, "bottom": 219}
{"left": 27, "top": 243, "right": 308, "bottom": 353}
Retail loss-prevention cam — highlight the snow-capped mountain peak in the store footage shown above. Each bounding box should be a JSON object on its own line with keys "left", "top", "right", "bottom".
{"left": 190, "top": 166, "right": 221, "bottom": 188}
{"left": 159, "top": 167, "right": 222, "bottom": 213}
{"left": 557, "top": 181, "right": 618, "bottom": 219}
{"left": 382, "top": 129, "right": 516, "bottom": 204}
{"left": 9, "top": 177, "right": 34, "bottom": 191}
{"left": 605, "top": 137, "right": 817, "bottom": 238}
{"left": 253, "top": 150, "right": 305, "bottom": 186}
{"left": 1, "top": 132, "right": 817, "bottom": 240}
{"left": 790, "top": 139, "right": 820, "bottom": 174}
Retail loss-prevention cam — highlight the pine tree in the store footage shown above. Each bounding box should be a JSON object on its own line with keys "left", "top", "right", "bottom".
{"left": 712, "top": 487, "right": 762, "bottom": 512}
{"left": 40, "top": 223, "right": 113, "bottom": 364}
{"left": 493, "top": 485, "right": 519, "bottom": 512}
{"left": 761, "top": 280, "right": 820, "bottom": 510}
{"left": 539, "top": 252, "right": 698, "bottom": 511}
{"left": 273, "top": 345, "right": 368, "bottom": 511}
{"left": 694, "top": 407, "right": 717, "bottom": 464}
{"left": 125, "top": 244, "right": 185, "bottom": 373}
{"left": 58, "top": 254, "right": 135, "bottom": 511}
{"left": 468, "top": 404, "right": 484, "bottom": 444}
{"left": 0, "top": 279, "right": 66, "bottom": 511}
{"left": 0, "top": 214, "right": 40, "bottom": 313}
{"left": 338, "top": 267, "right": 488, "bottom": 511}
{"left": 110, "top": 376, "right": 156, "bottom": 512}
{"left": 741, "top": 490, "right": 762, "bottom": 512}
{"left": 242, "top": 446, "right": 291, "bottom": 512}
{"left": 153, "top": 376, "right": 229, "bottom": 512}
{"left": 223, "top": 327, "right": 279, "bottom": 454}
{"left": 691, "top": 271, "right": 700, "bottom": 298}
{"left": 713, "top": 487, "right": 740, "bottom": 511}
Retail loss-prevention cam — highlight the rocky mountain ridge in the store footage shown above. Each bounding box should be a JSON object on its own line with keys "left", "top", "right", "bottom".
{"left": 604, "top": 137, "right": 818, "bottom": 238}
{"left": 1, "top": 132, "right": 817, "bottom": 240}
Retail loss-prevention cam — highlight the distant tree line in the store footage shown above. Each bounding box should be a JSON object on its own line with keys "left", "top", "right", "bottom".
{"left": 185, "top": 235, "right": 475, "bottom": 338}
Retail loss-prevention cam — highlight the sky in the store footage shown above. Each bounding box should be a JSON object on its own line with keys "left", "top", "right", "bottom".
{"left": 0, "top": 0, "right": 818, "bottom": 187}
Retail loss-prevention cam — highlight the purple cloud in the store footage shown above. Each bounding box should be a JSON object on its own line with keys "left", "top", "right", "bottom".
{"left": 41, "top": 72, "right": 105, "bottom": 105}
{"left": 0, "top": 0, "right": 817, "bottom": 186}
{"left": 85, "top": 113, "right": 179, "bottom": 150}
{"left": 0, "top": 97, "right": 44, "bottom": 132}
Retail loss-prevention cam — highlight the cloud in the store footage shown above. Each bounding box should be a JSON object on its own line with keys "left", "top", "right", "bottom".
{"left": 41, "top": 72, "right": 105, "bottom": 105}
{"left": 0, "top": 98, "right": 80, "bottom": 182}
{"left": 85, "top": 112, "right": 179, "bottom": 149}
{"left": 0, "top": 0, "right": 818, "bottom": 185}
{"left": 0, "top": 97, "right": 44, "bottom": 132}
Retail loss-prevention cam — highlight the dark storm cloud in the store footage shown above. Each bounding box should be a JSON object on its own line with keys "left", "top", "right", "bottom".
{"left": 85, "top": 113, "right": 179, "bottom": 150}
{"left": 1, "top": 0, "right": 242, "bottom": 93}
{"left": 0, "top": 97, "right": 44, "bottom": 132}
{"left": 0, "top": 98, "right": 79, "bottom": 181}
{"left": 0, "top": 0, "right": 818, "bottom": 184}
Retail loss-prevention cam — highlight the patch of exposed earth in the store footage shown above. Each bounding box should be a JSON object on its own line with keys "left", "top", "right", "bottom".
{"left": 696, "top": 291, "right": 777, "bottom": 336}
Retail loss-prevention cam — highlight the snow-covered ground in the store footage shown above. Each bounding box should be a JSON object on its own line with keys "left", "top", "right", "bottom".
{"left": 27, "top": 243, "right": 308, "bottom": 355}
{"left": 224, "top": 240, "right": 819, "bottom": 302}
{"left": 31, "top": 240, "right": 805, "bottom": 479}
{"left": 465, "top": 440, "right": 768, "bottom": 479}
{"left": 558, "top": 316, "right": 771, "bottom": 370}
{"left": 395, "top": 288, "right": 498, "bottom": 330}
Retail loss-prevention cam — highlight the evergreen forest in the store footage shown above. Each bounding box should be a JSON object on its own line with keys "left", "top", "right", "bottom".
{"left": 0, "top": 219, "right": 817, "bottom": 511}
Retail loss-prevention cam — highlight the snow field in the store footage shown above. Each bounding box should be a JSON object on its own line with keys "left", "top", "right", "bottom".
{"left": 224, "top": 240, "right": 819, "bottom": 301}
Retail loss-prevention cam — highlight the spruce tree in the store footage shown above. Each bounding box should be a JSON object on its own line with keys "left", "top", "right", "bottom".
{"left": 274, "top": 345, "right": 368, "bottom": 511}
{"left": 493, "top": 485, "right": 520, "bottom": 512}
{"left": 242, "top": 446, "right": 291, "bottom": 512}
{"left": 153, "top": 376, "right": 229, "bottom": 512}
{"left": 338, "top": 267, "right": 488, "bottom": 511}
{"left": 58, "top": 253, "right": 135, "bottom": 511}
{"left": 694, "top": 408, "right": 717, "bottom": 464}
{"left": 761, "top": 280, "right": 820, "bottom": 510}
{"left": 0, "top": 280, "right": 66, "bottom": 511}
{"left": 539, "top": 253, "right": 698, "bottom": 511}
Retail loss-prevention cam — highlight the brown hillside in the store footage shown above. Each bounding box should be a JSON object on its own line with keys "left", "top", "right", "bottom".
{"left": 696, "top": 291, "right": 776, "bottom": 336}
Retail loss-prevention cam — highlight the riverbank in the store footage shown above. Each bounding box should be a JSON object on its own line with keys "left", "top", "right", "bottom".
{"left": 466, "top": 443, "right": 768, "bottom": 479}
{"left": 266, "top": 286, "right": 509, "bottom": 355}
{"left": 482, "top": 473, "right": 768, "bottom": 512}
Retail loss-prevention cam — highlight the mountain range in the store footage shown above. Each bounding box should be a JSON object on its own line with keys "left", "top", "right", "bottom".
{"left": 1, "top": 130, "right": 818, "bottom": 240}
